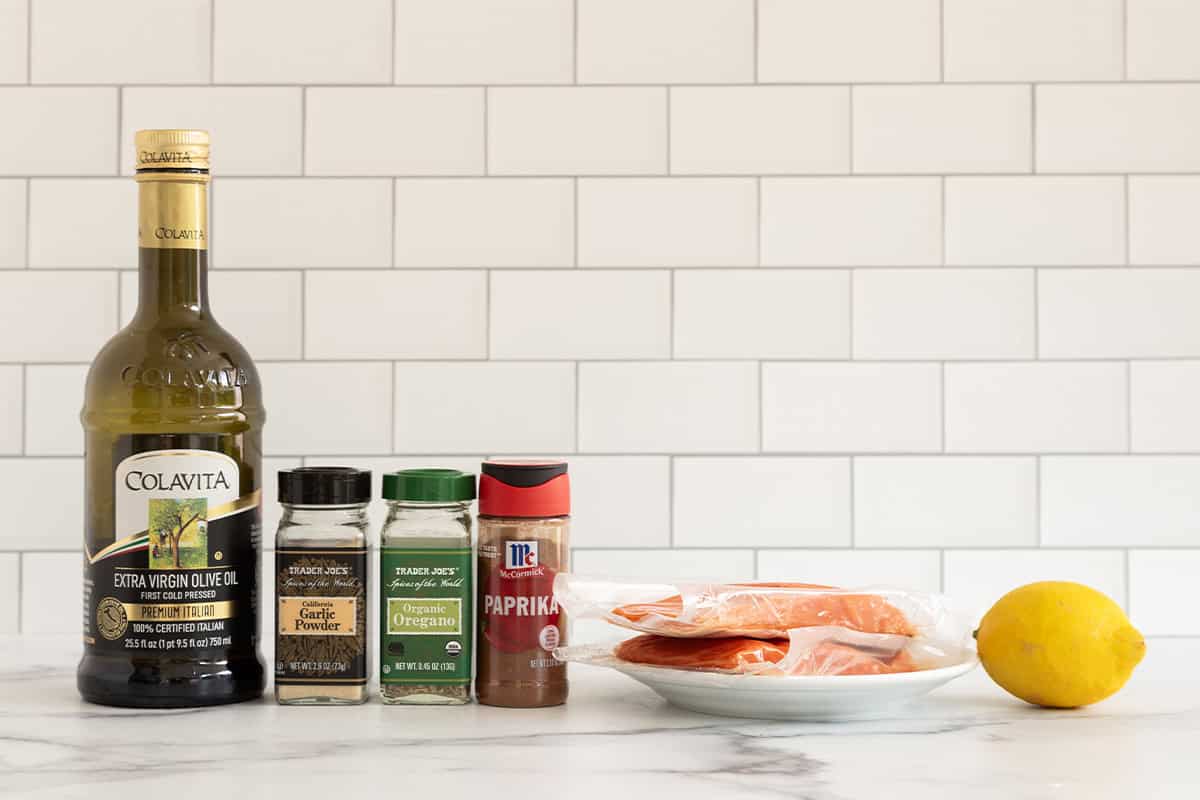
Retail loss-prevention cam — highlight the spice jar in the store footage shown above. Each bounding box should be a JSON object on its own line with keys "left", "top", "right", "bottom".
{"left": 476, "top": 460, "right": 570, "bottom": 708}
{"left": 274, "top": 467, "right": 370, "bottom": 705}
{"left": 379, "top": 469, "right": 475, "bottom": 705}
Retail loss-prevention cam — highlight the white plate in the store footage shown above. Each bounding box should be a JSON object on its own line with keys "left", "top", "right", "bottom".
{"left": 610, "top": 658, "right": 979, "bottom": 721}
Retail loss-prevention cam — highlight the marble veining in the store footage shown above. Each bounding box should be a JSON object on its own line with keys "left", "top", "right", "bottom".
{"left": 1, "top": 636, "right": 1197, "bottom": 799}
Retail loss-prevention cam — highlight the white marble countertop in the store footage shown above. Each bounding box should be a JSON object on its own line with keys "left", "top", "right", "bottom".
{"left": 2, "top": 636, "right": 1197, "bottom": 799}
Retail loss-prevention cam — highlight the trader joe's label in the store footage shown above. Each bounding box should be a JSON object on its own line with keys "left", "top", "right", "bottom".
{"left": 380, "top": 548, "right": 472, "bottom": 684}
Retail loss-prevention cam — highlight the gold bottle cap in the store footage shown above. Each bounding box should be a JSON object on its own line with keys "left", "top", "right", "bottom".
{"left": 134, "top": 129, "right": 210, "bottom": 172}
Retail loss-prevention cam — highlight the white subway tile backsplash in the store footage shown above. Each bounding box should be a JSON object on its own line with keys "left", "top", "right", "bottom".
{"left": 122, "top": 88, "right": 302, "bottom": 176}
{"left": 762, "top": 364, "right": 942, "bottom": 453}
{"left": 1042, "top": 457, "right": 1200, "bottom": 547}
{"left": 1037, "top": 85, "right": 1200, "bottom": 173}
{"left": 1129, "top": 550, "right": 1200, "bottom": 636}
{"left": 306, "top": 270, "right": 487, "bottom": 360}
{"left": 762, "top": 178, "right": 941, "bottom": 267}
{"left": 29, "top": 180, "right": 134, "bottom": 269}
{"left": 1131, "top": 362, "right": 1200, "bottom": 453}
{"left": 855, "top": 457, "right": 1037, "bottom": 548}
{"left": 1128, "top": 0, "right": 1200, "bottom": 80}
{"left": 673, "top": 270, "right": 850, "bottom": 359}
{"left": 674, "top": 457, "right": 851, "bottom": 548}
{"left": 852, "top": 86, "right": 1032, "bottom": 174}
{"left": 395, "top": 363, "right": 575, "bottom": 453}
{"left": 944, "top": 0, "right": 1123, "bottom": 82}
{"left": 262, "top": 457, "right": 303, "bottom": 537}
{"left": 758, "top": 0, "right": 939, "bottom": 83}
{"left": 0, "top": 365, "right": 20, "bottom": 454}
{"left": 579, "top": 362, "right": 758, "bottom": 453}
{"left": 558, "top": 456, "right": 671, "bottom": 549}
{"left": 214, "top": 179, "right": 392, "bottom": 268}
{"left": 945, "top": 363, "right": 1127, "bottom": 453}
{"left": 214, "top": 0, "right": 392, "bottom": 84}
{"left": 1039, "top": 269, "right": 1200, "bottom": 359}
{"left": 0, "top": 89, "right": 117, "bottom": 176}
{"left": 945, "top": 177, "right": 1124, "bottom": 266}
{"left": 23, "top": 365, "right": 86, "bottom": 456}
{"left": 854, "top": 269, "right": 1034, "bottom": 361}
{"left": 120, "top": 271, "right": 305, "bottom": 361}
{"left": 1130, "top": 177, "right": 1200, "bottom": 266}
{"left": 0, "top": 272, "right": 117, "bottom": 361}
{"left": 572, "top": 549, "right": 755, "bottom": 581}
{"left": 394, "top": 179, "right": 573, "bottom": 268}
{"left": 258, "top": 362, "right": 393, "bottom": 456}
{"left": 670, "top": 87, "right": 849, "bottom": 175}
{"left": 21, "top": 552, "right": 80, "bottom": 633}
{"left": 7, "top": 0, "right": 1200, "bottom": 625}
{"left": 0, "top": 459, "right": 83, "bottom": 549}
{"left": 0, "top": 554, "right": 16, "bottom": 633}
{"left": 944, "top": 550, "right": 1127, "bottom": 621}
{"left": 0, "top": 179, "right": 24, "bottom": 267}
{"left": 32, "top": 0, "right": 209, "bottom": 84}
{"left": 578, "top": 178, "right": 756, "bottom": 267}
{"left": 395, "top": 0, "right": 573, "bottom": 85}
{"left": 0, "top": 0, "right": 27, "bottom": 83}
{"left": 491, "top": 271, "right": 670, "bottom": 359}
{"left": 757, "top": 550, "right": 942, "bottom": 592}
{"left": 306, "top": 88, "right": 484, "bottom": 176}
{"left": 488, "top": 88, "right": 666, "bottom": 176}
{"left": 578, "top": 0, "right": 753, "bottom": 84}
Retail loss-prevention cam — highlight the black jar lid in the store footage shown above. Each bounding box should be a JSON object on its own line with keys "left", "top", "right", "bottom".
{"left": 278, "top": 467, "right": 372, "bottom": 506}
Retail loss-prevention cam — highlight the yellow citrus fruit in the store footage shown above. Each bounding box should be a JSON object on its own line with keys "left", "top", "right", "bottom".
{"left": 975, "top": 581, "right": 1146, "bottom": 708}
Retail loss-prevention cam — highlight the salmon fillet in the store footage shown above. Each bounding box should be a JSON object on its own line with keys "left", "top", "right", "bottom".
{"left": 614, "top": 634, "right": 918, "bottom": 676}
{"left": 610, "top": 582, "right": 917, "bottom": 639}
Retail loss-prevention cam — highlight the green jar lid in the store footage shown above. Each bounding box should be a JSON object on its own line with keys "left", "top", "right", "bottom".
{"left": 382, "top": 469, "right": 476, "bottom": 502}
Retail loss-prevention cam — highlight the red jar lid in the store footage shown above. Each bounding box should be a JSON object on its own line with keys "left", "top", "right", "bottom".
{"left": 478, "top": 460, "right": 569, "bottom": 518}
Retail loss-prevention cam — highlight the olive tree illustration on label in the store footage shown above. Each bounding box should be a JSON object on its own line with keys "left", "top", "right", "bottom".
{"left": 149, "top": 497, "right": 208, "bottom": 570}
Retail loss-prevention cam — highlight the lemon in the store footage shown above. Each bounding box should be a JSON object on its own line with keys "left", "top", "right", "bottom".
{"left": 975, "top": 581, "right": 1146, "bottom": 708}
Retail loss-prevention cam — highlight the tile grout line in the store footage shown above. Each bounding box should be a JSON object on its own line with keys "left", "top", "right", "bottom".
{"left": 389, "top": 0, "right": 396, "bottom": 84}
{"left": 1029, "top": 83, "right": 1036, "bottom": 173}
{"left": 115, "top": 87, "right": 123, "bottom": 173}
{"left": 1035, "top": 455, "right": 1042, "bottom": 546}
{"left": 23, "top": 178, "right": 30, "bottom": 268}
{"left": 938, "top": 0, "right": 945, "bottom": 82}
{"left": 299, "top": 88, "right": 307, "bottom": 175}
{"left": 848, "top": 456, "right": 856, "bottom": 548}
{"left": 209, "top": 0, "right": 215, "bottom": 82}
{"left": 668, "top": 455, "right": 675, "bottom": 548}
{"left": 16, "top": 553, "right": 22, "bottom": 634}
{"left": 573, "top": 360, "right": 581, "bottom": 453}
{"left": 25, "top": 0, "right": 31, "bottom": 83}
{"left": 665, "top": 87, "right": 672, "bottom": 174}
{"left": 1123, "top": 549, "right": 1132, "bottom": 613}
{"left": 299, "top": 268, "right": 306, "bottom": 358}
{"left": 752, "top": 0, "right": 759, "bottom": 82}
{"left": 572, "top": 0, "right": 578, "bottom": 84}
{"left": 1121, "top": 0, "right": 1129, "bottom": 81}
{"left": 19, "top": 364, "right": 26, "bottom": 455}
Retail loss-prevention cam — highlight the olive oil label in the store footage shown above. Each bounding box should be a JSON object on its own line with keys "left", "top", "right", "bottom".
{"left": 84, "top": 440, "right": 260, "bottom": 657}
{"left": 275, "top": 549, "right": 367, "bottom": 685}
{"left": 137, "top": 180, "right": 207, "bottom": 250}
{"left": 380, "top": 548, "right": 472, "bottom": 684}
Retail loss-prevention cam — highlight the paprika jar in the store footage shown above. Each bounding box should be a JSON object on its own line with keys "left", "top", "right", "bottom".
{"left": 475, "top": 460, "right": 570, "bottom": 708}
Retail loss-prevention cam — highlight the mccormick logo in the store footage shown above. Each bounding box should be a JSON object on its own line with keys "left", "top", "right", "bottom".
{"left": 504, "top": 541, "right": 538, "bottom": 570}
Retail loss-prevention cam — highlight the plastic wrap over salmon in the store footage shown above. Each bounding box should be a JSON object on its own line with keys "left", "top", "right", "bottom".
{"left": 554, "top": 574, "right": 954, "bottom": 639}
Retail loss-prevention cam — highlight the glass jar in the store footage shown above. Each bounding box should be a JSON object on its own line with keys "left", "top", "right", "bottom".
{"left": 274, "top": 467, "right": 371, "bottom": 706}
{"left": 379, "top": 469, "right": 476, "bottom": 705}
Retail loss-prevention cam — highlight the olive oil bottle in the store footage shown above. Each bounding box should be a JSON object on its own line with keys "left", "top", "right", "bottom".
{"left": 78, "top": 130, "right": 266, "bottom": 707}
